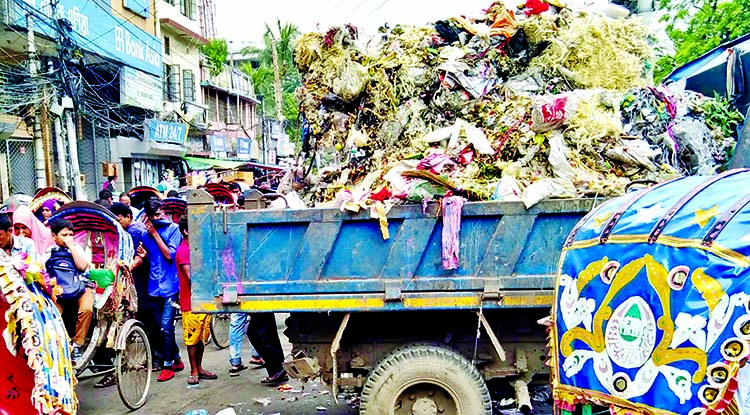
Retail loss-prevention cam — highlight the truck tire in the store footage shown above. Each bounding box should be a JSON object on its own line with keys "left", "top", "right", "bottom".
{"left": 360, "top": 344, "right": 491, "bottom": 415}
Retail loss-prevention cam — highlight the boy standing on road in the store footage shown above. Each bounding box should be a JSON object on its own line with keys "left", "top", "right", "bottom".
{"left": 176, "top": 216, "right": 217, "bottom": 385}
{"left": 143, "top": 197, "right": 184, "bottom": 382}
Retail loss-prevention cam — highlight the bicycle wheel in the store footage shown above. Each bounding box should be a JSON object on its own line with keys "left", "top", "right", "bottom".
{"left": 210, "top": 313, "right": 231, "bottom": 350}
{"left": 115, "top": 324, "right": 152, "bottom": 410}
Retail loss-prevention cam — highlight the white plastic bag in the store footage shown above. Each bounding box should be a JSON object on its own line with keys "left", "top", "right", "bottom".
{"left": 548, "top": 132, "right": 576, "bottom": 182}
{"left": 531, "top": 94, "right": 579, "bottom": 132}
{"left": 490, "top": 177, "right": 523, "bottom": 202}
{"left": 521, "top": 178, "right": 577, "bottom": 209}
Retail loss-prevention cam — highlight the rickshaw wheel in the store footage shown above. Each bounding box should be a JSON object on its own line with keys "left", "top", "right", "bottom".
{"left": 210, "top": 313, "right": 231, "bottom": 350}
{"left": 115, "top": 323, "right": 152, "bottom": 410}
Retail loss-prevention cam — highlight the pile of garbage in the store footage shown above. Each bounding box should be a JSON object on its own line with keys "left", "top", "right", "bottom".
{"left": 291, "top": 1, "right": 742, "bottom": 209}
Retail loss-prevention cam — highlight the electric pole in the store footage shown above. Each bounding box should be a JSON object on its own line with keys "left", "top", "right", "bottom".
{"left": 271, "top": 40, "right": 283, "bottom": 122}
{"left": 27, "top": 13, "right": 47, "bottom": 189}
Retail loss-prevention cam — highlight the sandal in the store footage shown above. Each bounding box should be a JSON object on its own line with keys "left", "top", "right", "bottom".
{"left": 198, "top": 371, "right": 218, "bottom": 380}
{"left": 187, "top": 375, "right": 199, "bottom": 386}
{"left": 94, "top": 374, "right": 117, "bottom": 388}
{"left": 229, "top": 364, "right": 247, "bottom": 377}
{"left": 260, "top": 370, "right": 289, "bottom": 384}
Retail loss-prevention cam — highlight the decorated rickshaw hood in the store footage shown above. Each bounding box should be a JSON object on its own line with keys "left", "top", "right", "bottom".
{"left": 553, "top": 169, "right": 750, "bottom": 415}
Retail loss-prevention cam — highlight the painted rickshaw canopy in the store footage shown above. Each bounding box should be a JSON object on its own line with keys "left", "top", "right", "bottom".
{"left": 554, "top": 169, "right": 750, "bottom": 415}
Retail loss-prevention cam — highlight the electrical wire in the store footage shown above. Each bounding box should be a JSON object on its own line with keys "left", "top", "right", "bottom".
{"left": 364, "top": 0, "right": 391, "bottom": 19}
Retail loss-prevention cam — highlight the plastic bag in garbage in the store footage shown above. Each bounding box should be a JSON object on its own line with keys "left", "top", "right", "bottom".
{"left": 449, "top": 119, "right": 495, "bottom": 155}
{"left": 521, "top": 178, "right": 577, "bottom": 209}
{"left": 604, "top": 139, "right": 658, "bottom": 171}
{"left": 490, "top": 177, "right": 523, "bottom": 202}
{"left": 548, "top": 132, "right": 575, "bottom": 182}
{"left": 671, "top": 119, "right": 716, "bottom": 175}
{"left": 531, "top": 94, "right": 579, "bottom": 132}
{"left": 332, "top": 61, "right": 369, "bottom": 102}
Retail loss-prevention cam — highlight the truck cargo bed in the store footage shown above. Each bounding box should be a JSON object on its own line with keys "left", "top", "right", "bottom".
{"left": 188, "top": 191, "right": 600, "bottom": 313}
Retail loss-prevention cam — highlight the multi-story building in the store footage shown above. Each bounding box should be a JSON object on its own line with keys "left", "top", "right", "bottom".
{"left": 0, "top": 0, "right": 259, "bottom": 200}
{"left": 0, "top": 0, "right": 164, "bottom": 199}
{"left": 113, "top": 0, "right": 210, "bottom": 190}
{"left": 201, "top": 61, "right": 260, "bottom": 162}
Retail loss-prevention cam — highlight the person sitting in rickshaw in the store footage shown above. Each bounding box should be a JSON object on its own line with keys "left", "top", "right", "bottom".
{"left": 44, "top": 218, "right": 93, "bottom": 363}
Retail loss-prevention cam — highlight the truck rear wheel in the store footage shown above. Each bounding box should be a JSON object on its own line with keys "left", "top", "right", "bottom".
{"left": 360, "top": 344, "right": 491, "bottom": 415}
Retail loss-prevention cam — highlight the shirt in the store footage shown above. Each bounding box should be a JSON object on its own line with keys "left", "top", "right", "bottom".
{"left": 143, "top": 222, "right": 182, "bottom": 298}
{"left": 126, "top": 220, "right": 149, "bottom": 298}
{"left": 175, "top": 239, "right": 191, "bottom": 312}
{"left": 1, "top": 235, "right": 39, "bottom": 263}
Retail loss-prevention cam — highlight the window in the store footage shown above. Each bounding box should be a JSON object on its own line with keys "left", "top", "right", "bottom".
{"left": 163, "top": 36, "right": 171, "bottom": 56}
{"left": 163, "top": 64, "right": 180, "bottom": 102}
{"left": 179, "top": 0, "right": 196, "bottom": 20}
{"left": 182, "top": 69, "right": 195, "bottom": 103}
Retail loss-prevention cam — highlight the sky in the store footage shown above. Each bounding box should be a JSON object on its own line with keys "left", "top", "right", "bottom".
{"left": 213, "top": 0, "right": 495, "bottom": 50}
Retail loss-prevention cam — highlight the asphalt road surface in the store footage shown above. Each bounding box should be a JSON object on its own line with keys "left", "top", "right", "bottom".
{"left": 77, "top": 313, "right": 555, "bottom": 415}
{"left": 77, "top": 314, "right": 356, "bottom": 415}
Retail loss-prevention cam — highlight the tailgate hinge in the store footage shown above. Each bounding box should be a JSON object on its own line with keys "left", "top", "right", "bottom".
{"left": 483, "top": 279, "right": 501, "bottom": 300}
{"left": 384, "top": 282, "right": 402, "bottom": 302}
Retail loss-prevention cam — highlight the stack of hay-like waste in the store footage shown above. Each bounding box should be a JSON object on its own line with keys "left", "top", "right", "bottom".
{"left": 289, "top": 1, "right": 743, "bottom": 209}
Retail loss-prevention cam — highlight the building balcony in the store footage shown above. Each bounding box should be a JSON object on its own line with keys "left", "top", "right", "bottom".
{"left": 200, "top": 63, "right": 258, "bottom": 102}
{"left": 156, "top": 0, "right": 207, "bottom": 44}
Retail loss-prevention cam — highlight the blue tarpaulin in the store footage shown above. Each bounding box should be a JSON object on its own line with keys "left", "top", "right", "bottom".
{"left": 553, "top": 169, "right": 750, "bottom": 415}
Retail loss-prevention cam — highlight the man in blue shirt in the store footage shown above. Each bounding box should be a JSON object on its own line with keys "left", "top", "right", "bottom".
{"left": 142, "top": 198, "right": 184, "bottom": 382}
{"left": 110, "top": 203, "right": 162, "bottom": 375}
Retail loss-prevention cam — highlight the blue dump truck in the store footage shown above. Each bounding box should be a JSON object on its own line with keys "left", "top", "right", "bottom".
{"left": 186, "top": 123, "right": 750, "bottom": 415}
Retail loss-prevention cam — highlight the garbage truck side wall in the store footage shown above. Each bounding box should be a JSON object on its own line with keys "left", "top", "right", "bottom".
{"left": 188, "top": 191, "right": 597, "bottom": 403}
{"left": 189, "top": 195, "right": 598, "bottom": 313}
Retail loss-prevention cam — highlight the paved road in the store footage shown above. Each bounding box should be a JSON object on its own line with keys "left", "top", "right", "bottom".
{"left": 77, "top": 313, "right": 555, "bottom": 415}
{"left": 77, "top": 314, "right": 356, "bottom": 415}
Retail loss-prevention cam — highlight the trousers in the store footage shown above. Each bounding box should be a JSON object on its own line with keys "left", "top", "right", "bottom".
{"left": 247, "top": 313, "right": 284, "bottom": 376}
{"left": 55, "top": 288, "right": 93, "bottom": 346}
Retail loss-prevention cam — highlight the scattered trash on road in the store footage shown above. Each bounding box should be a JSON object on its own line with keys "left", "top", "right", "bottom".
{"left": 253, "top": 397, "right": 272, "bottom": 407}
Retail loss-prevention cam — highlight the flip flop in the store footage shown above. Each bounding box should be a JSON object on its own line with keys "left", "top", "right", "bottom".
{"left": 94, "top": 374, "right": 117, "bottom": 388}
{"left": 187, "top": 375, "right": 199, "bottom": 385}
{"left": 229, "top": 364, "right": 247, "bottom": 375}
{"left": 198, "top": 371, "right": 218, "bottom": 380}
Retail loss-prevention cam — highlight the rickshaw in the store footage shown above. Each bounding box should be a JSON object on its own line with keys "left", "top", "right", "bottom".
{"left": 127, "top": 186, "right": 162, "bottom": 210}
{"left": 48, "top": 201, "right": 152, "bottom": 410}
{"left": 203, "top": 183, "right": 235, "bottom": 205}
{"left": 551, "top": 169, "right": 750, "bottom": 415}
{"left": 29, "top": 187, "right": 73, "bottom": 222}
{"left": 0, "top": 193, "right": 32, "bottom": 214}
{"left": 0, "top": 252, "right": 77, "bottom": 415}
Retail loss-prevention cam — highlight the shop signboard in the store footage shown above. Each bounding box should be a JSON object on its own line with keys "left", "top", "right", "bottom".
{"left": 144, "top": 119, "right": 188, "bottom": 145}
{"left": 210, "top": 134, "right": 227, "bottom": 153}
{"left": 120, "top": 67, "right": 162, "bottom": 111}
{"left": 23, "top": 0, "right": 162, "bottom": 76}
{"left": 237, "top": 137, "right": 251, "bottom": 159}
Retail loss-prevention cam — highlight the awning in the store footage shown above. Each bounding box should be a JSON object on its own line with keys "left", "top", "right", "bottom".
{"left": 0, "top": 115, "right": 31, "bottom": 139}
{"left": 114, "top": 137, "right": 188, "bottom": 160}
{"left": 184, "top": 156, "right": 246, "bottom": 171}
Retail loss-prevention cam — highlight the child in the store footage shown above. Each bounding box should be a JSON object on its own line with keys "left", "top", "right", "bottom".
{"left": 45, "top": 218, "right": 93, "bottom": 363}
{"left": 176, "top": 216, "right": 217, "bottom": 385}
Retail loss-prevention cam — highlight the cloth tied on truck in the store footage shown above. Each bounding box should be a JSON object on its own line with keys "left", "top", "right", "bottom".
{"left": 552, "top": 169, "right": 750, "bottom": 415}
